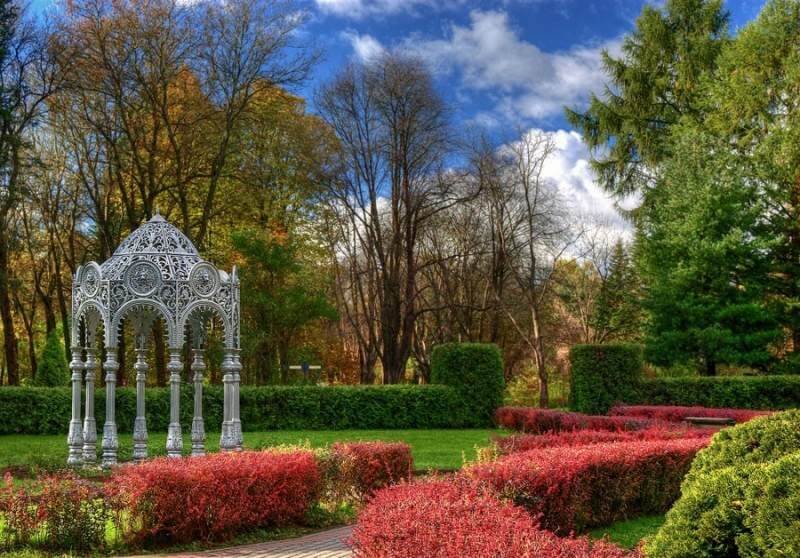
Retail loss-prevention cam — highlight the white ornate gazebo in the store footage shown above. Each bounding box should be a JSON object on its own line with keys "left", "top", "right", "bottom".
{"left": 66, "top": 213, "right": 242, "bottom": 467}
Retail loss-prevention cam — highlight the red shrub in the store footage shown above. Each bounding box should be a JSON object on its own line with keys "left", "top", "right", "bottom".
{"left": 0, "top": 472, "right": 110, "bottom": 553}
{"left": 467, "top": 438, "right": 708, "bottom": 534}
{"left": 609, "top": 404, "right": 770, "bottom": 423}
{"left": 495, "top": 426, "right": 711, "bottom": 455}
{"left": 329, "top": 441, "right": 413, "bottom": 501}
{"left": 495, "top": 407, "right": 654, "bottom": 434}
{"left": 350, "top": 480, "right": 640, "bottom": 558}
{"left": 111, "top": 450, "right": 320, "bottom": 544}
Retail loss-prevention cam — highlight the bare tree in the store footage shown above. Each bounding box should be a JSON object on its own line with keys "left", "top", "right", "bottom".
{"left": 318, "top": 53, "right": 464, "bottom": 384}
{"left": 0, "top": 6, "right": 63, "bottom": 384}
{"left": 492, "top": 130, "right": 580, "bottom": 407}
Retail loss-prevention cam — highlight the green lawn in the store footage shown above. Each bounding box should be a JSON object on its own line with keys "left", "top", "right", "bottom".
{"left": 590, "top": 515, "right": 665, "bottom": 549}
{"left": 0, "top": 429, "right": 501, "bottom": 473}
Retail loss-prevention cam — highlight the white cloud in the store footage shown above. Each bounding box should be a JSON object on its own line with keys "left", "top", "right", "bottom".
{"left": 525, "top": 128, "right": 635, "bottom": 235}
{"left": 405, "top": 9, "right": 621, "bottom": 120}
{"left": 341, "top": 31, "right": 386, "bottom": 62}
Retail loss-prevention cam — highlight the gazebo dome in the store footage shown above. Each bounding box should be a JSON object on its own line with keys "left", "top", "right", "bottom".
{"left": 72, "top": 212, "right": 239, "bottom": 350}
{"left": 100, "top": 213, "right": 202, "bottom": 281}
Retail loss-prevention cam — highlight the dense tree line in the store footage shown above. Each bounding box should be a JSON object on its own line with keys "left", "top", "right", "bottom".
{"left": 570, "top": 0, "right": 800, "bottom": 375}
{"left": 0, "top": 0, "right": 639, "bottom": 408}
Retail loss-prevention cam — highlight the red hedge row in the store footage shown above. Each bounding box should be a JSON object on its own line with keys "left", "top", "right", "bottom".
{"left": 495, "top": 407, "right": 654, "bottom": 434}
{"left": 111, "top": 451, "right": 321, "bottom": 543}
{"left": 467, "top": 438, "right": 708, "bottom": 534}
{"left": 350, "top": 480, "right": 641, "bottom": 558}
{"left": 329, "top": 441, "right": 413, "bottom": 501}
{"left": 495, "top": 426, "right": 711, "bottom": 455}
{"left": 609, "top": 404, "right": 770, "bottom": 423}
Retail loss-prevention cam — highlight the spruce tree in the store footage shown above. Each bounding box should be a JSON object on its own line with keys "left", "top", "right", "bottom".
{"left": 34, "top": 329, "right": 69, "bottom": 386}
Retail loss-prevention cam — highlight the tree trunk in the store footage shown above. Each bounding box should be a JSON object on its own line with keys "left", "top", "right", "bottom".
{"left": 0, "top": 231, "right": 19, "bottom": 385}
{"left": 360, "top": 347, "right": 377, "bottom": 384}
{"left": 702, "top": 357, "right": 717, "bottom": 376}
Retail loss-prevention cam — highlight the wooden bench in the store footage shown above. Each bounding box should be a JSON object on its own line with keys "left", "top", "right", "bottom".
{"left": 684, "top": 416, "right": 736, "bottom": 429}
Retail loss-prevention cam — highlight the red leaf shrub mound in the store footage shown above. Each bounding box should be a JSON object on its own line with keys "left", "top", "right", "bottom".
{"left": 111, "top": 450, "right": 320, "bottom": 544}
{"left": 329, "top": 441, "right": 413, "bottom": 501}
{"left": 609, "top": 404, "right": 770, "bottom": 423}
{"left": 350, "top": 480, "right": 640, "bottom": 558}
{"left": 495, "top": 426, "right": 711, "bottom": 455}
{"left": 495, "top": 407, "right": 654, "bottom": 434}
{"left": 467, "top": 438, "right": 708, "bottom": 534}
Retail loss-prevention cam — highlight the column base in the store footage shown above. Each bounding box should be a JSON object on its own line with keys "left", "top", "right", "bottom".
{"left": 220, "top": 421, "right": 236, "bottom": 452}
{"left": 67, "top": 420, "right": 83, "bottom": 466}
{"left": 166, "top": 423, "right": 183, "bottom": 457}
{"left": 232, "top": 420, "right": 243, "bottom": 451}
{"left": 102, "top": 422, "right": 118, "bottom": 468}
{"left": 82, "top": 418, "right": 97, "bottom": 463}
{"left": 191, "top": 417, "right": 206, "bottom": 457}
{"left": 132, "top": 417, "right": 148, "bottom": 462}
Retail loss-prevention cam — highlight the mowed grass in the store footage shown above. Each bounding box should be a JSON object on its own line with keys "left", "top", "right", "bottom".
{"left": 589, "top": 515, "right": 666, "bottom": 549}
{"left": 0, "top": 429, "right": 502, "bottom": 473}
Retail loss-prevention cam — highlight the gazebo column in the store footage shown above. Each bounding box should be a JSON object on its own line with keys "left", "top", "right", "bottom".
{"left": 132, "top": 346, "right": 149, "bottom": 462}
{"left": 101, "top": 348, "right": 119, "bottom": 468}
{"left": 191, "top": 348, "right": 206, "bottom": 456}
{"left": 166, "top": 348, "right": 183, "bottom": 458}
{"left": 67, "top": 346, "right": 84, "bottom": 466}
{"left": 82, "top": 347, "right": 98, "bottom": 464}
{"left": 233, "top": 349, "right": 243, "bottom": 451}
{"left": 220, "top": 350, "right": 236, "bottom": 451}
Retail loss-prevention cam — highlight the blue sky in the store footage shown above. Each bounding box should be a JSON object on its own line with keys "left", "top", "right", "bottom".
{"left": 302, "top": 0, "right": 766, "bottom": 131}
{"left": 297, "top": 0, "right": 768, "bottom": 227}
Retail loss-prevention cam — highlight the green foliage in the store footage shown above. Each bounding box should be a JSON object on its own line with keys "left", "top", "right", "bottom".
{"left": 592, "top": 241, "right": 643, "bottom": 342}
{"left": 0, "top": 384, "right": 473, "bottom": 435}
{"left": 565, "top": 0, "right": 728, "bottom": 196}
{"left": 569, "top": 344, "right": 643, "bottom": 414}
{"left": 739, "top": 452, "right": 800, "bottom": 557}
{"left": 630, "top": 375, "right": 800, "bottom": 409}
{"left": 430, "top": 343, "right": 505, "bottom": 426}
{"left": 32, "top": 330, "right": 69, "bottom": 387}
{"left": 646, "top": 411, "right": 800, "bottom": 558}
{"left": 637, "top": 129, "right": 782, "bottom": 375}
{"left": 232, "top": 229, "right": 337, "bottom": 385}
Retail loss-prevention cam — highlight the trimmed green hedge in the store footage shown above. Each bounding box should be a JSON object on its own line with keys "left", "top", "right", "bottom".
{"left": 430, "top": 343, "right": 505, "bottom": 426}
{"left": 0, "top": 384, "right": 471, "bottom": 435}
{"left": 569, "top": 344, "right": 643, "bottom": 414}
{"left": 629, "top": 375, "right": 800, "bottom": 409}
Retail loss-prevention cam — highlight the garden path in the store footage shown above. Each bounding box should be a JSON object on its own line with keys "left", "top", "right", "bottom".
{"left": 147, "top": 526, "right": 354, "bottom": 558}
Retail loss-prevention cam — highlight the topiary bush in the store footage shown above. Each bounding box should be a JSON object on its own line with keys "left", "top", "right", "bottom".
{"left": 350, "top": 480, "right": 639, "bottom": 558}
{"left": 569, "top": 344, "right": 643, "bottom": 414}
{"left": 646, "top": 410, "right": 800, "bottom": 558}
{"left": 739, "top": 452, "right": 800, "bottom": 557}
{"left": 33, "top": 330, "right": 69, "bottom": 387}
{"left": 467, "top": 438, "right": 707, "bottom": 534}
{"left": 430, "top": 343, "right": 505, "bottom": 427}
{"left": 111, "top": 450, "right": 321, "bottom": 544}
{"left": 609, "top": 404, "right": 770, "bottom": 423}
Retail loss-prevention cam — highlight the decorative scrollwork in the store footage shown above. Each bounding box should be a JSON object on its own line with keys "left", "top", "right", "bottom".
{"left": 126, "top": 261, "right": 162, "bottom": 296}
{"left": 189, "top": 262, "right": 219, "bottom": 297}
{"left": 81, "top": 263, "right": 101, "bottom": 298}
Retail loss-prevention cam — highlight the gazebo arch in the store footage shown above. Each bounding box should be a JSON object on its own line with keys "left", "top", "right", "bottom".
{"left": 67, "top": 213, "right": 242, "bottom": 467}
